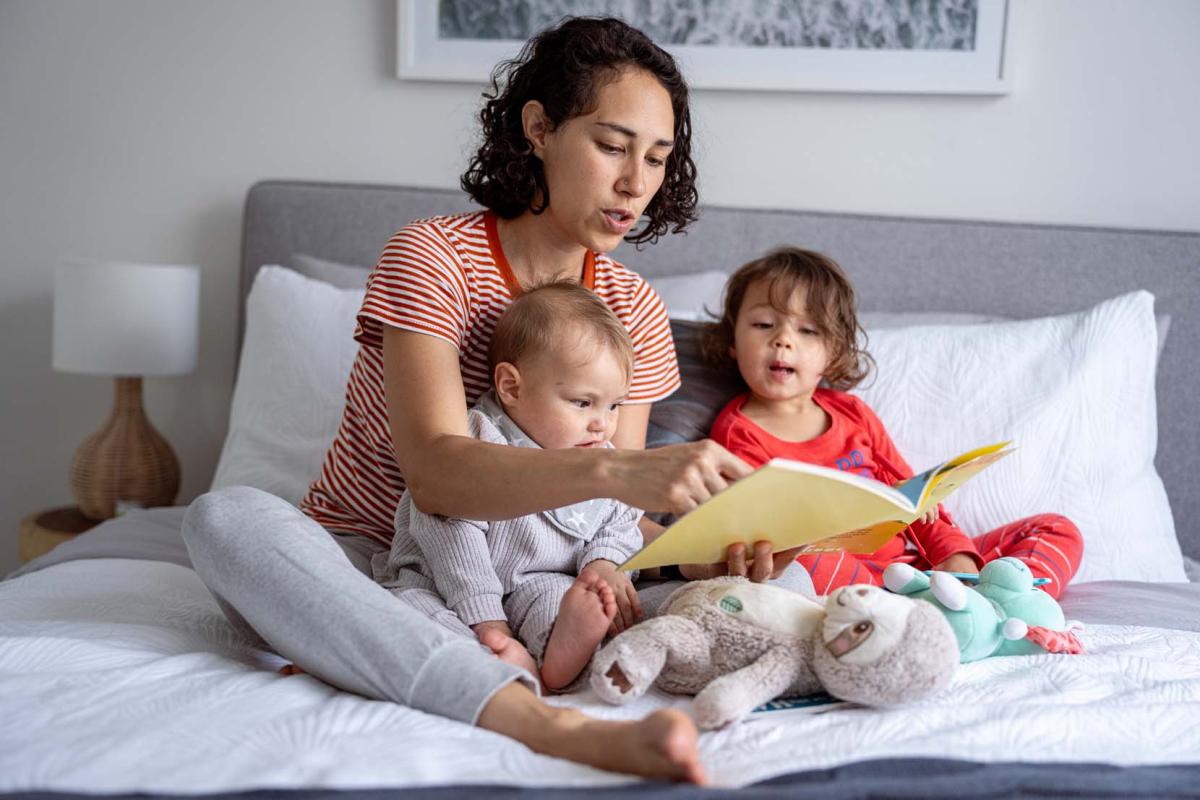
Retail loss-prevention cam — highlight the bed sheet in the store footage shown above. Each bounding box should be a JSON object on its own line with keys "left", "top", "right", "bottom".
{"left": 3, "top": 547, "right": 1199, "bottom": 795}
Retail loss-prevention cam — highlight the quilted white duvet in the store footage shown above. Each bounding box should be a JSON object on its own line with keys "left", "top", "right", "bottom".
{"left": 2, "top": 558, "right": 1199, "bottom": 792}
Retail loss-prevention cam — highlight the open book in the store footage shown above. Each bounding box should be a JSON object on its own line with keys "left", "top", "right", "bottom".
{"left": 620, "top": 441, "right": 1013, "bottom": 572}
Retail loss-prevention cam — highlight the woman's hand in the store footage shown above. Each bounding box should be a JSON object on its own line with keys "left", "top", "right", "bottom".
{"left": 679, "top": 541, "right": 804, "bottom": 583}
{"left": 607, "top": 440, "right": 752, "bottom": 516}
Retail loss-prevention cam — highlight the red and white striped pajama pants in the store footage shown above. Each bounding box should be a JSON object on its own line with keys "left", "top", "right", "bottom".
{"left": 797, "top": 513, "right": 1084, "bottom": 600}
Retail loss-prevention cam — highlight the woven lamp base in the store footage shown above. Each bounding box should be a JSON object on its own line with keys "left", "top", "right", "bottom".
{"left": 71, "top": 377, "right": 180, "bottom": 520}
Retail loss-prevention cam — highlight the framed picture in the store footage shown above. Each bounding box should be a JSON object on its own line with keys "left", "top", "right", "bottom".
{"left": 397, "top": 0, "right": 1012, "bottom": 95}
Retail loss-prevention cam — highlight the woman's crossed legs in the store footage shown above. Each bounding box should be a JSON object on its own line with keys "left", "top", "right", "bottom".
{"left": 182, "top": 486, "right": 704, "bottom": 783}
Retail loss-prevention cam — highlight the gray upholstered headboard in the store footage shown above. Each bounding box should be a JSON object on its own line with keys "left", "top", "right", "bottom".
{"left": 240, "top": 180, "right": 1200, "bottom": 560}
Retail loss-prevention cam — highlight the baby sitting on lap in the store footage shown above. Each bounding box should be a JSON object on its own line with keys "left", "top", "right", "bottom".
{"left": 373, "top": 282, "right": 643, "bottom": 691}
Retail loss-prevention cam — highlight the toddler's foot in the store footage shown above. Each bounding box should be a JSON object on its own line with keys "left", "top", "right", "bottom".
{"left": 478, "top": 627, "right": 541, "bottom": 687}
{"left": 541, "top": 569, "right": 617, "bottom": 691}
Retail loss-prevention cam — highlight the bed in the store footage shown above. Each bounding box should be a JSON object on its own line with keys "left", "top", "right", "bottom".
{"left": 4, "top": 180, "right": 1200, "bottom": 798}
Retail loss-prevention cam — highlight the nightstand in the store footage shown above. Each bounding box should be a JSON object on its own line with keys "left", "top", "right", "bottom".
{"left": 19, "top": 506, "right": 101, "bottom": 564}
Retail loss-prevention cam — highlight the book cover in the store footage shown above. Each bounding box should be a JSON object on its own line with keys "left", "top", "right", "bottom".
{"left": 620, "top": 442, "right": 1012, "bottom": 571}
{"left": 750, "top": 693, "right": 851, "bottom": 717}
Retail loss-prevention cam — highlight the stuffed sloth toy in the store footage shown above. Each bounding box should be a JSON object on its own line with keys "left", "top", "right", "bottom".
{"left": 590, "top": 576, "right": 959, "bottom": 729}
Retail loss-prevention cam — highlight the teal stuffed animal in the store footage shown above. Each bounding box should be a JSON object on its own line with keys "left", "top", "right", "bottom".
{"left": 883, "top": 557, "right": 1084, "bottom": 663}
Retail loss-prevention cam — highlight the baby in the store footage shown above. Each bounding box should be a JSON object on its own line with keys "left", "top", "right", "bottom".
{"left": 704, "top": 247, "right": 1084, "bottom": 598}
{"left": 373, "top": 282, "right": 643, "bottom": 691}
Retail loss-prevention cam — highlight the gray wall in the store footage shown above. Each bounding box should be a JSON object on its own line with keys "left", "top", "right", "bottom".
{"left": 1, "top": 0, "right": 1198, "bottom": 576}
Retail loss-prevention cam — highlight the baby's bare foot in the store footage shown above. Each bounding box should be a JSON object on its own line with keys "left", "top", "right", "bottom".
{"left": 478, "top": 627, "right": 541, "bottom": 686}
{"left": 541, "top": 569, "right": 617, "bottom": 690}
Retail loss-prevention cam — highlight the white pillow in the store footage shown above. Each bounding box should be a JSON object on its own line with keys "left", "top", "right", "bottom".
{"left": 210, "top": 266, "right": 364, "bottom": 505}
{"left": 645, "top": 270, "right": 729, "bottom": 320}
{"left": 854, "top": 290, "right": 1184, "bottom": 584}
{"left": 647, "top": 269, "right": 1171, "bottom": 364}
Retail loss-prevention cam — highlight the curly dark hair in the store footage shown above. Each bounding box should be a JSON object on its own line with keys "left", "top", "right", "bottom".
{"left": 702, "top": 248, "right": 874, "bottom": 392}
{"left": 460, "top": 16, "right": 698, "bottom": 246}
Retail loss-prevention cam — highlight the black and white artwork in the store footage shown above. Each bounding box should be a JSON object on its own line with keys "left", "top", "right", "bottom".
{"left": 438, "top": 0, "right": 979, "bottom": 51}
{"left": 397, "top": 0, "right": 1011, "bottom": 94}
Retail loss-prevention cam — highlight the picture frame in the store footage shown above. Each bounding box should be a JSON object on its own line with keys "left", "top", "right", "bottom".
{"left": 396, "top": 0, "right": 1012, "bottom": 95}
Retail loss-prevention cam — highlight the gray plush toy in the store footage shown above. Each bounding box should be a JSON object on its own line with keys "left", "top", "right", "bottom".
{"left": 590, "top": 576, "right": 959, "bottom": 729}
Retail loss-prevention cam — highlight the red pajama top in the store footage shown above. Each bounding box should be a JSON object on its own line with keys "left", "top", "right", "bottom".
{"left": 300, "top": 211, "right": 681, "bottom": 546}
{"left": 710, "top": 389, "right": 982, "bottom": 568}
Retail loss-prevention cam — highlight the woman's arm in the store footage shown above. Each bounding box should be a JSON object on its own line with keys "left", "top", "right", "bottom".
{"left": 609, "top": 393, "right": 791, "bottom": 583}
{"left": 383, "top": 327, "right": 751, "bottom": 521}
{"left": 609, "top": 402, "right": 671, "bottom": 545}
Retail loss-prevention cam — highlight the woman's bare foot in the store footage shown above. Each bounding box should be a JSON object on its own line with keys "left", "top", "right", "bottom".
{"left": 477, "top": 626, "right": 541, "bottom": 686}
{"left": 478, "top": 684, "right": 706, "bottom": 784}
{"left": 541, "top": 569, "right": 617, "bottom": 690}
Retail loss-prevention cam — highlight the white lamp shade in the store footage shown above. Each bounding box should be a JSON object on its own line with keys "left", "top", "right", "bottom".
{"left": 53, "top": 261, "right": 200, "bottom": 376}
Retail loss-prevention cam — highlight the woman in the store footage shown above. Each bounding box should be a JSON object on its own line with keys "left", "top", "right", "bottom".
{"left": 184, "top": 17, "right": 794, "bottom": 783}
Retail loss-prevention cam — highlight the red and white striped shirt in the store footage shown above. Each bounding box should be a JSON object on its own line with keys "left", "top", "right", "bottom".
{"left": 300, "top": 210, "right": 681, "bottom": 545}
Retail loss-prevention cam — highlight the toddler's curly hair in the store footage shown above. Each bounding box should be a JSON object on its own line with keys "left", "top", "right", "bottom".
{"left": 702, "top": 248, "right": 873, "bottom": 391}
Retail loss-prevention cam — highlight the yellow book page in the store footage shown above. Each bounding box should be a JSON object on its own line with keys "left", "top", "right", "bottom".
{"left": 917, "top": 445, "right": 1014, "bottom": 510}
{"left": 795, "top": 518, "right": 911, "bottom": 555}
{"left": 621, "top": 462, "right": 913, "bottom": 572}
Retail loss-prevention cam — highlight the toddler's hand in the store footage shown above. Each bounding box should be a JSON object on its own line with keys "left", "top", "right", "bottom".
{"left": 919, "top": 506, "right": 940, "bottom": 525}
{"left": 587, "top": 560, "right": 643, "bottom": 635}
{"left": 934, "top": 554, "right": 980, "bottom": 577}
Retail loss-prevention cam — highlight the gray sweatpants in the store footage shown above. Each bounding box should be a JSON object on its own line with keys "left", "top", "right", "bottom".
{"left": 181, "top": 485, "right": 537, "bottom": 725}
{"left": 391, "top": 571, "right": 577, "bottom": 662}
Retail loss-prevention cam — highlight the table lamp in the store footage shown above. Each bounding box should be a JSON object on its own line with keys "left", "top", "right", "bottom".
{"left": 53, "top": 261, "right": 200, "bottom": 520}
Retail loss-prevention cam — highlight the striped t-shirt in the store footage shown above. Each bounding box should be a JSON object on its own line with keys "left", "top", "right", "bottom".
{"left": 300, "top": 210, "right": 682, "bottom": 545}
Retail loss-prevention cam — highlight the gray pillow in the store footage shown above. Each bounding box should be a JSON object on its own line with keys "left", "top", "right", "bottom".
{"left": 647, "top": 319, "right": 742, "bottom": 449}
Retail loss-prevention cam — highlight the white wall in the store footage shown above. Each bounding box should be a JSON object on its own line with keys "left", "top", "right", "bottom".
{"left": 1, "top": 0, "right": 1197, "bottom": 577}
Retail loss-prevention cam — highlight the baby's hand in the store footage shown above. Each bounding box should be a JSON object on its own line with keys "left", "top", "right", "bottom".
{"left": 472, "top": 620, "right": 540, "bottom": 687}
{"left": 919, "top": 506, "right": 940, "bottom": 525}
{"left": 471, "top": 619, "right": 516, "bottom": 641}
{"left": 587, "top": 560, "right": 643, "bottom": 635}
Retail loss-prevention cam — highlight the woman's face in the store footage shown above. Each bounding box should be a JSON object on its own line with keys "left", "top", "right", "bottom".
{"left": 532, "top": 68, "right": 676, "bottom": 253}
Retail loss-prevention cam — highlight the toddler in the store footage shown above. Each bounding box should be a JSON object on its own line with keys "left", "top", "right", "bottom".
{"left": 704, "top": 248, "right": 1084, "bottom": 599}
{"left": 373, "top": 282, "right": 643, "bottom": 690}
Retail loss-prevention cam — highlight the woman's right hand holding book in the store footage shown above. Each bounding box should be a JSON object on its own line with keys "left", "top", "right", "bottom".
{"left": 607, "top": 439, "right": 752, "bottom": 516}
